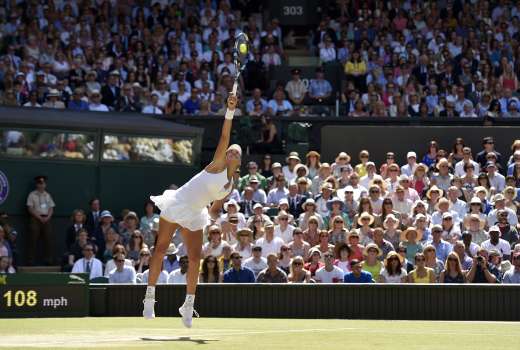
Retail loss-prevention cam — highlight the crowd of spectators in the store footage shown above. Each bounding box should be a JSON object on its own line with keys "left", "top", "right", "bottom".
{"left": 4, "top": 135, "right": 520, "bottom": 285}
{"left": 3, "top": 1, "right": 520, "bottom": 118}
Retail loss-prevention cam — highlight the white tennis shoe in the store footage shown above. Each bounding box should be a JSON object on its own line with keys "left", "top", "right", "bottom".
{"left": 178, "top": 303, "right": 199, "bottom": 328}
{"left": 142, "top": 298, "right": 156, "bottom": 319}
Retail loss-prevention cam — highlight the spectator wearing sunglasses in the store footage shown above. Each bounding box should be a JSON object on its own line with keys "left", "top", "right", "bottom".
{"left": 223, "top": 252, "right": 255, "bottom": 283}
{"left": 108, "top": 253, "right": 137, "bottom": 284}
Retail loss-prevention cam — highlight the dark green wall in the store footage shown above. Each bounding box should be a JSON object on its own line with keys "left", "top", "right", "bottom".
{"left": 91, "top": 284, "right": 520, "bottom": 321}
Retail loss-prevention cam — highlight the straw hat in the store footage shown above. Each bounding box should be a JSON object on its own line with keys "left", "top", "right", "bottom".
{"left": 413, "top": 163, "right": 429, "bottom": 176}
{"left": 435, "top": 197, "right": 451, "bottom": 211}
{"left": 357, "top": 212, "right": 375, "bottom": 226}
{"left": 335, "top": 152, "right": 351, "bottom": 163}
{"left": 474, "top": 186, "right": 489, "bottom": 198}
{"left": 463, "top": 213, "right": 485, "bottom": 230}
{"left": 400, "top": 226, "right": 423, "bottom": 242}
{"left": 306, "top": 151, "right": 321, "bottom": 159}
{"left": 237, "top": 228, "right": 253, "bottom": 239}
{"left": 165, "top": 243, "right": 179, "bottom": 255}
{"left": 286, "top": 152, "right": 301, "bottom": 163}
{"left": 363, "top": 243, "right": 383, "bottom": 257}
{"left": 426, "top": 185, "right": 443, "bottom": 199}
{"left": 384, "top": 250, "right": 404, "bottom": 264}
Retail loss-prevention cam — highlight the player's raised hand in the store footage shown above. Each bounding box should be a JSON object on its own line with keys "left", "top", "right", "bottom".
{"left": 227, "top": 94, "right": 237, "bottom": 111}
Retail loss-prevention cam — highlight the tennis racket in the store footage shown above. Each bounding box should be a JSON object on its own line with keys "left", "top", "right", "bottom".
{"left": 231, "top": 32, "right": 250, "bottom": 95}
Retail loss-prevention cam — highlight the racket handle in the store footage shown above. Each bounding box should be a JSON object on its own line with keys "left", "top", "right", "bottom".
{"left": 231, "top": 81, "right": 238, "bottom": 95}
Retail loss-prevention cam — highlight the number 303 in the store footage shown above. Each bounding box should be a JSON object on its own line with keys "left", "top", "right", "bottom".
{"left": 283, "top": 6, "right": 303, "bottom": 15}
{"left": 3, "top": 290, "right": 38, "bottom": 307}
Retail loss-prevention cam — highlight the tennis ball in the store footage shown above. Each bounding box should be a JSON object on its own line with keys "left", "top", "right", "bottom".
{"left": 239, "top": 43, "right": 248, "bottom": 55}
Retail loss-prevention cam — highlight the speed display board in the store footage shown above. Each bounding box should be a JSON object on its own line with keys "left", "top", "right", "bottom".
{"left": 0, "top": 273, "right": 89, "bottom": 318}
{"left": 269, "top": 0, "right": 320, "bottom": 26}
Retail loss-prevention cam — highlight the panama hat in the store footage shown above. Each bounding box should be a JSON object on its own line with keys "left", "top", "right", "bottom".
{"left": 426, "top": 185, "right": 443, "bottom": 199}
{"left": 286, "top": 152, "right": 301, "bottom": 163}
{"left": 491, "top": 193, "right": 505, "bottom": 205}
{"left": 363, "top": 243, "right": 383, "bottom": 257}
{"left": 357, "top": 212, "right": 375, "bottom": 226}
{"left": 302, "top": 198, "right": 316, "bottom": 210}
{"left": 463, "top": 213, "right": 486, "bottom": 230}
{"left": 165, "top": 243, "right": 179, "bottom": 255}
{"left": 223, "top": 199, "right": 241, "bottom": 212}
{"left": 474, "top": 186, "right": 489, "bottom": 198}
{"left": 400, "top": 227, "right": 423, "bottom": 242}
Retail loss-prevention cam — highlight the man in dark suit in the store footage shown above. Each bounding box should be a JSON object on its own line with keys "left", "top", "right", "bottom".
{"left": 101, "top": 70, "right": 121, "bottom": 110}
{"left": 286, "top": 182, "right": 306, "bottom": 218}
{"left": 476, "top": 137, "right": 502, "bottom": 168}
{"left": 313, "top": 20, "right": 337, "bottom": 48}
{"left": 239, "top": 186, "right": 257, "bottom": 218}
{"left": 412, "top": 55, "right": 429, "bottom": 86}
{"left": 85, "top": 198, "right": 101, "bottom": 235}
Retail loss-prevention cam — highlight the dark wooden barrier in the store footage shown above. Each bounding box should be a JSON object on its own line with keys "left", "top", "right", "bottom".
{"left": 90, "top": 284, "right": 520, "bottom": 321}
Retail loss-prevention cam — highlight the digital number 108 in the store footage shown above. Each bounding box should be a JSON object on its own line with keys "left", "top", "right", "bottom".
{"left": 3, "top": 290, "right": 38, "bottom": 307}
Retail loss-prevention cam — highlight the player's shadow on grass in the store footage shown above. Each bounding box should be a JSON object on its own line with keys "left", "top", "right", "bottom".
{"left": 141, "top": 336, "right": 217, "bottom": 345}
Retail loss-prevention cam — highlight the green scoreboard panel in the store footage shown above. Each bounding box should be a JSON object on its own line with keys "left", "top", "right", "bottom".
{"left": 0, "top": 273, "right": 89, "bottom": 318}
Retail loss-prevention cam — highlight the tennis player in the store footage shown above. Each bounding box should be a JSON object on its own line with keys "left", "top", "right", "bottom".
{"left": 143, "top": 93, "right": 240, "bottom": 327}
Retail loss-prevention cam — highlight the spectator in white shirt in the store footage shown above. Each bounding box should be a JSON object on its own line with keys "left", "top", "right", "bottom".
{"left": 401, "top": 151, "right": 418, "bottom": 177}
{"left": 447, "top": 186, "right": 467, "bottom": 220}
{"left": 262, "top": 45, "right": 282, "bottom": 67}
{"left": 454, "top": 147, "right": 480, "bottom": 177}
{"left": 139, "top": 268, "right": 168, "bottom": 284}
{"left": 142, "top": 93, "right": 163, "bottom": 115}
{"left": 487, "top": 194, "right": 518, "bottom": 227}
{"left": 481, "top": 226, "right": 512, "bottom": 260}
{"left": 274, "top": 210, "right": 295, "bottom": 243}
{"left": 319, "top": 36, "right": 336, "bottom": 63}
{"left": 314, "top": 252, "right": 345, "bottom": 283}
{"left": 485, "top": 162, "right": 505, "bottom": 193}
{"left": 71, "top": 243, "right": 103, "bottom": 280}
{"left": 243, "top": 246, "right": 268, "bottom": 277}
{"left": 167, "top": 255, "right": 189, "bottom": 284}
{"left": 88, "top": 90, "right": 109, "bottom": 112}
{"left": 266, "top": 174, "right": 289, "bottom": 206}
{"left": 255, "top": 221, "right": 285, "bottom": 257}
{"left": 392, "top": 186, "right": 413, "bottom": 218}
{"left": 108, "top": 253, "right": 136, "bottom": 283}
{"left": 359, "top": 162, "right": 377, "bottom": 189}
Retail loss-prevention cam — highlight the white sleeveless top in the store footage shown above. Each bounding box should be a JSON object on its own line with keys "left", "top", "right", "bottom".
{"left": 174, "top": 169, "right": 231, "bottom": 209}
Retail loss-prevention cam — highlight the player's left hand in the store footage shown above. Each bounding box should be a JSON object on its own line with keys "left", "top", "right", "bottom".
{"left": 227, "top": 94, "right": 237, "bottom": 110}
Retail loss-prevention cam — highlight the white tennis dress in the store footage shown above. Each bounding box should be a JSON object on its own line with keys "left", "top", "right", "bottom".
{"left": 150, "top": 169, "right": 231, "bottom": 231}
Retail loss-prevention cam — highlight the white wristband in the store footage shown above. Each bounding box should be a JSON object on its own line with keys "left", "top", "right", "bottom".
{"left": 225, "top": 109, "right": 235, "bottom": 120}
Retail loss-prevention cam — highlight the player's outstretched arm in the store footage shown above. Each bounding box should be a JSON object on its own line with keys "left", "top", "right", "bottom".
{"left": 211, "top": 94, "right": 237, "bottom": 164}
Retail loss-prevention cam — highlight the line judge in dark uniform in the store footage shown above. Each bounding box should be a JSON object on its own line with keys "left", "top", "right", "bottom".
{"left": 26, "top": 175, "right": 55, "bottom": 265}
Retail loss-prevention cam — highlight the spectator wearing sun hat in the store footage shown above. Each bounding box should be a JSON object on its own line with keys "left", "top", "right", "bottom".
{"left": 425, "top": 224, "right": 453, "bottom": 262}
{"left": 400, "top": 227, "right": 423, "bottom": 263}
{"left": 401, "top": 151, "right": 418, "bottom": 177}
{"left": 248, "top": 175, "right": 267, "bottom": 205}
{"left": 219, "top": 199, "right": 246, "bottom": 229}
{"left": 431, "top": 158, "right": 454, "bottom": 193}
{"left": 431, "top": 197, "right": 460, "bottom": 227}
{"left": 324, "top": 197, "right": 349, "bottom": 229}
{"left": 283, "top": 152, "right": 301, "bottom": 183}
{"left": 378, "top": 251, "right": 408, "bottom": 283}
{"left": 298, "top": 198, "right": 324, "bottom": 230}
{"left": 487, "top": 193, "right": 518, "bottom": 228}
{"left": 463, "top": 213, "right": 489, "bottom": 246}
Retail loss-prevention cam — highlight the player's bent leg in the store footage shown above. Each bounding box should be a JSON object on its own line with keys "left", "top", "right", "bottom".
{"left": 178, "top": 227, "right": 203, "bottom": 328}
{"left": 143, "top": 217, "right": 179, "bottom": 320}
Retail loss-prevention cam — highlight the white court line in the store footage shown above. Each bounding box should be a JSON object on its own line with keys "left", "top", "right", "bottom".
{"left": 3, "top": 326, "right": 520, "bottom": 348}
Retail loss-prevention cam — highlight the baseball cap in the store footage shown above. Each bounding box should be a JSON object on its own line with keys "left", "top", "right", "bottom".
{"left": 407, "top": 151, "right": 417, "bottom": 159}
